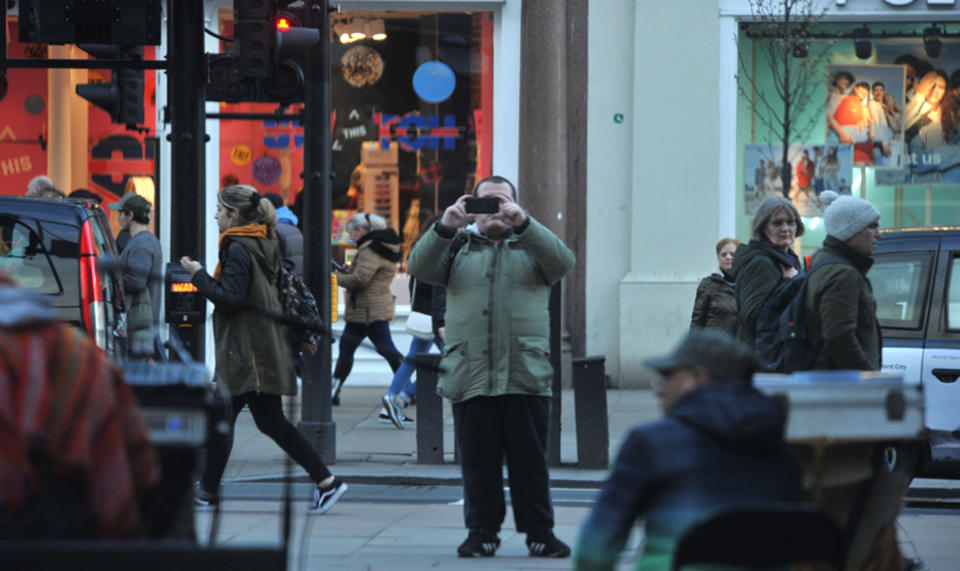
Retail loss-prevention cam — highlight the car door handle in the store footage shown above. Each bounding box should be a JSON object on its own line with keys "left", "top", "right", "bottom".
{"left": 932, "top": 368, "right": 960, "bottom": 383}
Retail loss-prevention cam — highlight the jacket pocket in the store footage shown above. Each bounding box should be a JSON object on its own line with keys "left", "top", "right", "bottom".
{"left": 510, "top": 336, "right": 553, "bottom": 394}
{"left": 438, "top": 340, "right": 474, "bottom": 401}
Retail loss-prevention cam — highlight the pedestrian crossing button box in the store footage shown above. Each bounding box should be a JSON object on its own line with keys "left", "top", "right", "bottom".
{"left": 165, "top": 263, "right": 204, "bottom": 325}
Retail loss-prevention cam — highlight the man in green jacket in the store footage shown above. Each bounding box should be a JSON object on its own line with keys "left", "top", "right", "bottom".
{"left": 804, "top": 190, "right": 882, "bottom": 370}
{"left": 407, "top": 175, "right": 575, "bottom": 559}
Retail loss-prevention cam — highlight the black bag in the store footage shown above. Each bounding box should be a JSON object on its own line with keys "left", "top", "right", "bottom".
{"left": 754, "top": 258, "right": 848, "bottom": 373}
{"left": 277, "top": 260, "right": 323, "bottom": 355}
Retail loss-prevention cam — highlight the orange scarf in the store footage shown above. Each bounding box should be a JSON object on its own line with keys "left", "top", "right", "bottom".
{"left": 213, "top": 224, "right": 268, "bottom": 280}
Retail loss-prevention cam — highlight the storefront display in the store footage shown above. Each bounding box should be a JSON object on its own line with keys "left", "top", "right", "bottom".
{"left": 217, "top": 9, "right": 494, "bottom": 259}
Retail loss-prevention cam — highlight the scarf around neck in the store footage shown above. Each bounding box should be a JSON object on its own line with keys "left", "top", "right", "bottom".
{"left": 214, "top": 224, "right": 268, "bottom": 279}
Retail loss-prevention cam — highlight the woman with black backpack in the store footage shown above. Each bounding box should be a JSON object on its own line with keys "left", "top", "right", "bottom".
{"left": 179, "top": 185, "right": 347, "bottom": 514}
{"left": 731, "top": 197, "right": 805, "bottom": 347}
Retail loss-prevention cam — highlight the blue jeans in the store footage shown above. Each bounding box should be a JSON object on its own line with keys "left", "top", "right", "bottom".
{"left": 387, "top": 335, "right": 443, "bottom": 403}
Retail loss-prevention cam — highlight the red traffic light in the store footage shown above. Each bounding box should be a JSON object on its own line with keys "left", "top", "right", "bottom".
{"left": 277, "top": 16, "right": 292, "bottom": 32}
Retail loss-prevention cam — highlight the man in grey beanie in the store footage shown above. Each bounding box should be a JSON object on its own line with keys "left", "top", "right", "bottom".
{"left": 804, "top": 190, "right": 882, "bottom": 370}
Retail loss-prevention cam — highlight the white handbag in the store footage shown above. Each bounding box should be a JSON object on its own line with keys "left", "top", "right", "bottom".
{"left": 405, "top": 277, "right": 434, "bottom": 340}
{"left": 405, "top": 310, "right": 434, "bottom": 340}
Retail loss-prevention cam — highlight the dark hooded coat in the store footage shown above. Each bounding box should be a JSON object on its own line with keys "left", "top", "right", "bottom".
{"left": 731, "top": 240, "right": 800, "bottom": 347}
{"left": 574, "top": 381, "right": 803, "bottom": 570}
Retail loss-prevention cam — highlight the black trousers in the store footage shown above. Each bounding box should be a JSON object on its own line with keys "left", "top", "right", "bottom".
{"left": 452, "top": 394, "right": 554, "bottom": 534}
{"left": 200, "top": 392, "right": 331, "bottom": 493}
{"left": 332, "top": 321, "right": 404, "bottom": 381}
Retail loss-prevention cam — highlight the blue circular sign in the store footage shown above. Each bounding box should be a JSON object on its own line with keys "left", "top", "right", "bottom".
{"left": 412, "top": 61, "right": 456, "bottom": 103}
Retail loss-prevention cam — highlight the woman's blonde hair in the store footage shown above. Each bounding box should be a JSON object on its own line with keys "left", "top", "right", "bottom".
{"left": 345, "top": 212, "right": 387, "bottom": 233}
{"left": 219, "top": 184, "right": 278, "bottom": 235}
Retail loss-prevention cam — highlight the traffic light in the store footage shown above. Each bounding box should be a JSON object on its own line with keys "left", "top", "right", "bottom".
{"left": 208, "top": 2, "right": 320, "bottom": 104}
{"left": 233, "top": 0, "right": 276, "bottom": 78}
{"left": 75, "top": 45, "right": 145, "bottom": 127}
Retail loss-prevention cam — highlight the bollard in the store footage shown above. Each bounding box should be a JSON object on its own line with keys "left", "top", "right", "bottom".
{"left": 573, "top": 356, "right": 609, "bottom": 469}
{"left": 415, "top": 353, "right": 445, "bottom": 464}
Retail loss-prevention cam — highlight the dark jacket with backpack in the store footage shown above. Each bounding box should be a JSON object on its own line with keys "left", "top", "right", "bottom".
{"left": 732, "top": 240, "right": 800, "bottom": 347}
{"left": 574, "top": 381, "right": 803, "bottom": 570}
{"left": 804, "top": 236, "right": 882, "bottom": 371}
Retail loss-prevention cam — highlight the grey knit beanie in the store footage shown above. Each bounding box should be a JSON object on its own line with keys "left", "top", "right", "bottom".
{"left": 821, "top": 190, "right": 880, "bottom": 241}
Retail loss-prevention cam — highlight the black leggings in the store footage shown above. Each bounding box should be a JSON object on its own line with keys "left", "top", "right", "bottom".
{"left": 200, "top": 392, "right": 331, "bottom": 493}
{"left": 332, "top": 320, "right": 404, "bottom": 381}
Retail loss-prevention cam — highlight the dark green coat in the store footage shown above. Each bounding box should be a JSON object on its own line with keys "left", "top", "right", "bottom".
{"left": 731, "top": 240, "right": 799, "bottom": 347}
{"left": 407, "top": 218, "right": 575, "bottom": 403}
{"left": 193, "top": 235, "right": 295, "bottom": 396}
{"left": 690, "top": 271, "right": 737, "bottom": 334}
{"left": 804, "top": 237, "right": 882, "bottom": 371}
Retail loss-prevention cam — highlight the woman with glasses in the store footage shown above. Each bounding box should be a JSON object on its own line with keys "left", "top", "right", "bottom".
{"left": 331, "top": 212, "right": 404, "bottom": 404}
{"left": 731, "top": 197, "right": 805, "bottom": 347}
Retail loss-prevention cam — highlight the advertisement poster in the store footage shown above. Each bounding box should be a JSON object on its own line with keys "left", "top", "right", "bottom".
{"left": 826, "top": 64, "right": 905, "bottom": 169}
{"left": 744, "top": 143, "right": 853, "bottom": 217}
{"left": 876, "top": 42, "right": 960, "bottom": 185}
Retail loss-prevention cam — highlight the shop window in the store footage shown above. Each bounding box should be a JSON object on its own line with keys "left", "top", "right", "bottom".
{"left": 218, "top": 10, "right": 494, "bottom": 269}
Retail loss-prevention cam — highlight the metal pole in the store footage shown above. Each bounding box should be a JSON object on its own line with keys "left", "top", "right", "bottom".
{"left": 167, "top": 0, "right": 206, "bottom": 362}
{"left": 297, "top": 0, "right": 336, "bottom": 462}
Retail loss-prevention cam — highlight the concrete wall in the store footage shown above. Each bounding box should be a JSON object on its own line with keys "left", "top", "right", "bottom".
{"left": 588, "top": 0, "right": 722, "bottom": 386}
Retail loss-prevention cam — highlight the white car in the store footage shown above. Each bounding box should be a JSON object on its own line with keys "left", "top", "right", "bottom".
{"left": 869, "top": 228, "right": 960, "bottom": 477}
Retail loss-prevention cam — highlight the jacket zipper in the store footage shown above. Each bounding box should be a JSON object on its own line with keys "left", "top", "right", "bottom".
{"left": 487, "top": 242, "right": 497, "bottom": 393}
{"left": 252, "top": 351, "right": 261, "bottom": 393}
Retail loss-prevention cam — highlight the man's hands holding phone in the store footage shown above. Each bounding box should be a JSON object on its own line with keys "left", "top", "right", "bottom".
{"left": 440, "top": 193, "right": 526, "bottom": 231}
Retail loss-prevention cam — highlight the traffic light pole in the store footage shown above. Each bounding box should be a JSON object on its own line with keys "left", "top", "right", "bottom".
{"left": 297, "top": 0, "right": 336, "bottom": 462}
{"left": 167, "top": 0, "right": 206, "bottom": 362}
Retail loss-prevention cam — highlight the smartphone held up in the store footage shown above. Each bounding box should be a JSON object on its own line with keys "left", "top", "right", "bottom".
{"left": 464, "top": 196, "right": 500, "bottom": 214}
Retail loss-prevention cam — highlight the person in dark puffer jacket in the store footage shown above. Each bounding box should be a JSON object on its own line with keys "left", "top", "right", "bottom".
{"left": 690, "top": 237, "right": 740, "bottom": 334}
{"left": 574, "top": 330, "right": 803, "bottom": 571}
{"left": 732, "top": 197, "right": 804, "bottom": 347}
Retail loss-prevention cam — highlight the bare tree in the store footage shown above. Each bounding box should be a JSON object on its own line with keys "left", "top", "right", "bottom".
{"left": 737, "top": 0, "right": 833, "bottom": 197}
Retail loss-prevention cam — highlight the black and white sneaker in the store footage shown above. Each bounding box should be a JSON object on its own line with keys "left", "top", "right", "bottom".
{"left": 331, "top": 378, "right": 344, "bottom": 406}
{"left": 194, "top": 483, "right": 218, "bottom": 508}
{"left": 382, "top": 394, "right": 407, "bottom": 429}
{"left": 457, "top": 529, "right": 500, "bottom": 557}
{"left": 526, "top": 531, "right": 571, "bottom": 558}
{"left": 378, "top": 408, "right": 414, "bottom": 425}
{"left": 308, "top": 478, "right": 348, "bottom": 515}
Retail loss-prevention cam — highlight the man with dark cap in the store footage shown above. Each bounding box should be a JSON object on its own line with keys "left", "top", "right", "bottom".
{"left": 110, "top": 194, "right": 163, "bottom": 358}
{"left": 804, "top": 190, "right": 882, "bottom": 371}
{"left": 574, "top": 330, "right": 802, "bottom": 571}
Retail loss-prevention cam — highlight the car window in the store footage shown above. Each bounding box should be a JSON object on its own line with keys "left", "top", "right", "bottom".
{"left": 869, "top": 252, "right": 933, "bottom": 329}
{"left": 946, "top": 257, "right": 960, "bottom": 331}
{"left": 0, "top": 217, "right": 63, "bottom": 294}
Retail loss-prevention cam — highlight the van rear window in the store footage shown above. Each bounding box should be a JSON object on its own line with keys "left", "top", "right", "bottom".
{"left": 0, "top": 217, "right": 63, "bottom": 295}
{"left": 946, "top": 258, "right": 960, "bottom": 331}
{"left": 869, "top": 252, "right": 933, "bottom": 330}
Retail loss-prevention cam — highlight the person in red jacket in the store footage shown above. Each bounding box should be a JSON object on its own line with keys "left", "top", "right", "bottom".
{"left": 794, "top": 150, "right": 815, "bottom": 208}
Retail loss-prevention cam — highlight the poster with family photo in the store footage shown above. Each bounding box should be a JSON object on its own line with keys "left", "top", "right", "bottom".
{"left": 826, "top": 64, "right": 905, "bottom": 169}
{"left": 744, "top": 143, "right": 853, "bottom": 217}
{"left": 875, "top": 42, "right": 960, "bottom": 185}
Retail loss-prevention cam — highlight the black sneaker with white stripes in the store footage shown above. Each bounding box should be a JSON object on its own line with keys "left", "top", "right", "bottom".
{"left": 526, "top": 530, "right": 571, "bottom": 558}
{"left": 308, "top": 477, "right": 348, "bottom": 514}
{"left": 457, "top": 529, "right": 501, "bottom": 557}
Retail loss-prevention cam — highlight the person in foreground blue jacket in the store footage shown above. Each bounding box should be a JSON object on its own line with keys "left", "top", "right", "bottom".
{"left": 574, "top": 330, "right": 803, "bottom": 571}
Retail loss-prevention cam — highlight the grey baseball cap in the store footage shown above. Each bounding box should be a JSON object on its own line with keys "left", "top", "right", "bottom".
{"left": 644, "top": 330, "right": 756, "bottom": 383}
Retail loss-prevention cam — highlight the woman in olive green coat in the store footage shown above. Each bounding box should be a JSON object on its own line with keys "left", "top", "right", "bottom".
{"left": 180, "top": 185, "right": 347, "bottom": 514}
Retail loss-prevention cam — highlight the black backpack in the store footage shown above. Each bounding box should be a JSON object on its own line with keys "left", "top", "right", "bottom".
{"left": 754, "top": 257, "right": 849, "bottom": 373}
{"left": 277, "top": 260, "right": 324, "bottom": 355}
